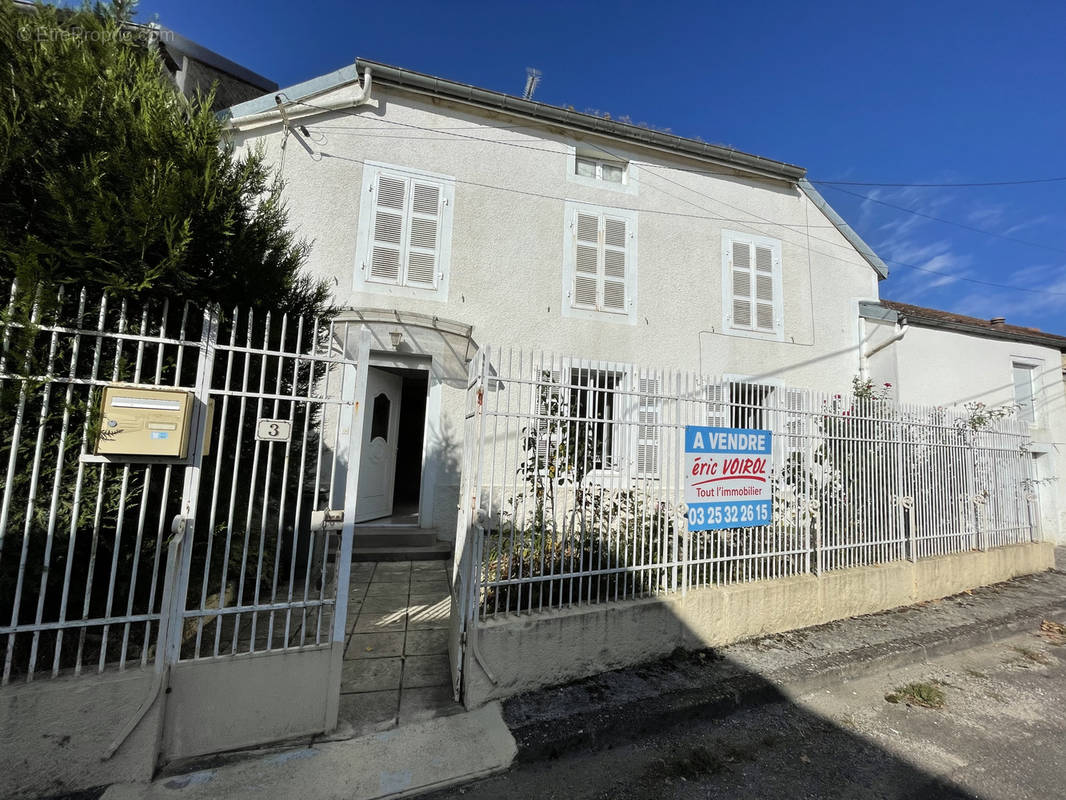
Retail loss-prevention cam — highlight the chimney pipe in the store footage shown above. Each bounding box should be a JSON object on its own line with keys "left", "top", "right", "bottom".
{"left": 990, "top": 317, "right": 1006, "bottom": 326}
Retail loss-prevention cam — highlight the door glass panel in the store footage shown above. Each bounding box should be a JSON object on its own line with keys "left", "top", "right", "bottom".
{"left": 371, "top": 392, "right": 391, "bottom": 441}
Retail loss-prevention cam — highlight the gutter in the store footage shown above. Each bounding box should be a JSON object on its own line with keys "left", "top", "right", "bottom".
{"left": 224, "top": 66, "right": 373, "bottom": 131}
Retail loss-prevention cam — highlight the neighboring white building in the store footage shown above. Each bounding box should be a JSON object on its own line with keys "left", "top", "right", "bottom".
{"left": 861, "top": 300, "right": 1066, "bottom": 542}
{"left": 222, "top": 60, "right": 1064, "bottom": 545}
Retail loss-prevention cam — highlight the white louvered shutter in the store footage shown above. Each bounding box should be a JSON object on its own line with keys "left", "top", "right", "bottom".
{"left": 369, "top": 174, "right": 406, "bottom": 283}
{"left": 367, "top": 171, "right": 443, "bottom": 289}
{"left": 405, "top": 181, "right": 440, "bottom": 287}
{"left": 773, "top": 388, "right": 807, "bottom": 470}
{"left": 635, "top": 375, "right": 660, "bottom": 476}
{"left": 705, "top": 382, "right": 728, "bottom": 427}
{"left": 534, "top": 370, "right": 563, "bottom": 468}
{"left": 602, "top": 217, "right": 628, "bottom": 311}
{"left": 754, "top": 245, "right": 774, "bottom": 332}
{"left": 574, "top": 212, "right": 599, "bottom": 309}
{"left": 571, "top": 210, "right": 629, "bottom": 313}
{"left": 731, "top": 241, "right": 753, "bottom": 328}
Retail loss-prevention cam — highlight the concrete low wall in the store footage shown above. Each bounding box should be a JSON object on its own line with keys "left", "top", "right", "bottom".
{"left": 463, "top": 542, "right": 1055, "bottom": 707}
{"left": 0, "top": 667, "right": 162, "bottom": 798}
{"left": 0, "top": 646, "right": 340, "bottom": 797}
{"left": 163, "top": 647, "right": 334, "bottom": 762}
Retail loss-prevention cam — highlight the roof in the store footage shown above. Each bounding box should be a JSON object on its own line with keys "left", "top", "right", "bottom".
{"left": 12, "top": 1, "right": 276, "bottom": 93}
{"left": 222, "top": 59, "right": 889, "bottom": 280}
{"left": 155, "top": 26, "right": 276, "bottom": 93}
{"left": 860, "top": 299, "right": 1066, "bottom": 350}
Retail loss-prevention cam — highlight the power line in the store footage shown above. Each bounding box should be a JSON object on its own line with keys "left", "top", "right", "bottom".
{"left": 816, "top": 177, "right": 1066, "bottom": 188}
{"left": 284, "top": 99, "right": 1066, "bottom": 298}
{"left": 816, "top": 183, "right": 1066, "bottom": 254}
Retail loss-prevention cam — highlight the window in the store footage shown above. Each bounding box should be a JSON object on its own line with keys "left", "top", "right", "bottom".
{"left": 1012, "top": 362, "right": 1037, "bottom": 423}
{"left": 354, "top": 162, "right": 455, "bottom": 301}
{"left": 575, "top": 156, "right": 625, "bottom": 184}
{"left": 722, "top": 231, "right": 783, "bottom": 339}
{"left": 704, "top": 379, "right": 807, "bottom": 471}
{"left": 569, "top": 368, "right": 621, "bottom": 472}
{"left": 562, "top": 202, "right": 638, "bottom": 324}
{"left": 370, "top": 393, "right": 391, "bottom": 441}
{"left": 729, "top": 382, "right": 773, "bottom": 430}
{"left": 566, "top": 147, "right": 638, "bottom": 195}
{"left": 532, "top": 364, "right": 659, "bottom": 479}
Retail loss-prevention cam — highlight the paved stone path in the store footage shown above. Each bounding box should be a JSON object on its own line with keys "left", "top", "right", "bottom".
{"left": 339, "top": 560, "right": 462, "bottom": 736}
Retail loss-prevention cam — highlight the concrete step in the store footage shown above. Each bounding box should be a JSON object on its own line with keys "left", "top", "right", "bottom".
{"left": 353, "top": 526, "right": 440, "bottom": 549}
{"left": 352, "top": 526, "right": 452, "bottom": 561}
{"left": 352, "top": 542, "right": 452, "bottom": 562}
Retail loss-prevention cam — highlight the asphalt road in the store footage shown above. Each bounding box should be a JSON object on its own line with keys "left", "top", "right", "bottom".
{"left": 428, "top": 626, "right": 1066, "bottom": 800}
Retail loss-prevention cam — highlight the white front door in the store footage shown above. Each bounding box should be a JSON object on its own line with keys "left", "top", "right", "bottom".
{"left": 355, "top": 367, "right": 403, "bottom": 522}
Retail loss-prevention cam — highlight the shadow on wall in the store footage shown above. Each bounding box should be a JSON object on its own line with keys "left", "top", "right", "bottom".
{"left": 423, "top": 417, "right": 464, "bottom": 539}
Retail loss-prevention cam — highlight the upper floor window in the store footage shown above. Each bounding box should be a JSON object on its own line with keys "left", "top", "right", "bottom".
{"left": 721, "top": 231, "right": 783, "bottom": 340}
{"left": 566, "top": 147, "right": 639, "bottom": 195}
{"left": 562, "top": 201, "right": 638, "bottom": 324}
{"left": 576, "top": 156, "right": 625, "bottom": 184}
{"left": 1012, "top": 361, "right": 1038, "bottom": 424}
{"left": 353, "top": 162, "right": 455, "bottom": 301}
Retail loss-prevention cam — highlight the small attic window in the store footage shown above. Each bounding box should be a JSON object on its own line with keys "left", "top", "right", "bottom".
{"left": 575, "top": 156, "right": 626, "bottom": 184}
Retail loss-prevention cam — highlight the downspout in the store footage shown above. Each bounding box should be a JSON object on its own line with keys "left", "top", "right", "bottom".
{"left": 226, "top": 67, "right": 373, "bottom": 131}
{"left": 862, "top": 317, "right": 909, "bottom": 378}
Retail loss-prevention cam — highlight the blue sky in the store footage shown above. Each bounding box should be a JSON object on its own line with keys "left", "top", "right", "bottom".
{"left": 139, "top": 0, "right": 1066, "bottom": 332}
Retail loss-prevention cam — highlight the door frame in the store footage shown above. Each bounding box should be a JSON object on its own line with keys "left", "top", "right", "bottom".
{"left": 361, "top": 351, "right": 439, "bottom": 529}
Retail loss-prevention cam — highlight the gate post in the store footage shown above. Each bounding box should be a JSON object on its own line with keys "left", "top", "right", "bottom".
{"left": 323, "top": 326, "right": 371, "bottom": 733}
{"left": 162, "top": 306, "right": 220, "bottom": 666}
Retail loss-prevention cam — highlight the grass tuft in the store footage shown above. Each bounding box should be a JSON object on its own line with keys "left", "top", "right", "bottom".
{"left": 885, "top": 682, "right": 946, "bottom": 709}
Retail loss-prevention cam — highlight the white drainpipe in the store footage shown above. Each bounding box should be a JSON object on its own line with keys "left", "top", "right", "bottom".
{"left": 227, "top": 67, "right": 373, "bottom": 132}
{"left": 861, "top": 318, "right": 909, "bottom": 378}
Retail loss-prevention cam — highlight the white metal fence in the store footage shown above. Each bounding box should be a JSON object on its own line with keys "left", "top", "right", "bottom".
{"left": 0, "top": 284, "right": 364, "bottom": 685}
{"left": 456, "top": 347, "right": 1038, "bottom": 620}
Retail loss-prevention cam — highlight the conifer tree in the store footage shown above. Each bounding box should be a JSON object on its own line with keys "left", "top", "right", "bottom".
{"left": 0, "top": 0, "right": 328, "bottom": 315}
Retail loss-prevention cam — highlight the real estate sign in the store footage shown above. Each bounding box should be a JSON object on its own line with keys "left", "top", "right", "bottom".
{"left": 684, "top": 426, "right": 772, "bottom": 531}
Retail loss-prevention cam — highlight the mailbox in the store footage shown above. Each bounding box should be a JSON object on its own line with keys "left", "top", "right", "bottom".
{"left": 95, "top": 386, "right": 194, "bottom": 458}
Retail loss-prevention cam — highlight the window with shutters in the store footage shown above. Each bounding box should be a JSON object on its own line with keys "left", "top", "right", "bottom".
{"left": 531, "top": 363, "right": 659, "bottom": 481}
{"left": 353, "top": 162, "right": 455, "bottom": 301}
{"left": 721, "top": 231, "right": 783, "bottom": 340}
{"left": 562, "top": 201, "right": 638, "bottom": 324}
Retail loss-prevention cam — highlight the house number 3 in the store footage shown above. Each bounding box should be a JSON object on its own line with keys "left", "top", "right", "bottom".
{"left": 256, "top": 419, "right": 292, "bottom": 442}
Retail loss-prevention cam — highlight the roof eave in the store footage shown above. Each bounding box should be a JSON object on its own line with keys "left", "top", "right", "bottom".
{"left": 357, "top": 59, "right": 807, "bottom": 184}
{"left": 800, "top": 179, "right": 889, "bottom": 280}
{"left": 860, "top": 303, "right": 1066, "bottom": 350}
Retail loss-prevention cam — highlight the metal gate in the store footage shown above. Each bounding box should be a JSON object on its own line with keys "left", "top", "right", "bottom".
{"left": 0, "top": 284, "right": 370, "bottom": 766}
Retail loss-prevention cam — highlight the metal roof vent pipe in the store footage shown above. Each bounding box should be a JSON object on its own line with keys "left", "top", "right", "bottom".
{"left": 990, "top": 317, "right": 1006, "bottom": 327}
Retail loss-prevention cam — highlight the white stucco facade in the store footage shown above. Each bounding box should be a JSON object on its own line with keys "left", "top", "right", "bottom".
{"left": 864, "top": 314, "right": 1066, "bottom": 542}
{"left": 228, "top": 64, "right": 887, "bottom": 532}
{"left": 229, "top": 64, "right": 1065, "bottom": 545}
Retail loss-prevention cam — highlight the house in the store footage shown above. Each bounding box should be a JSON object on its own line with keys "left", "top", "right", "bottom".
{"left": 861, "top": 299, "right": 1066, "bottom": 541}
{"left": 12, "top": 0, "right": 277, "bottom": 109}
{"left": 222, "top": 60, "right": 1063, "bottom": 546}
